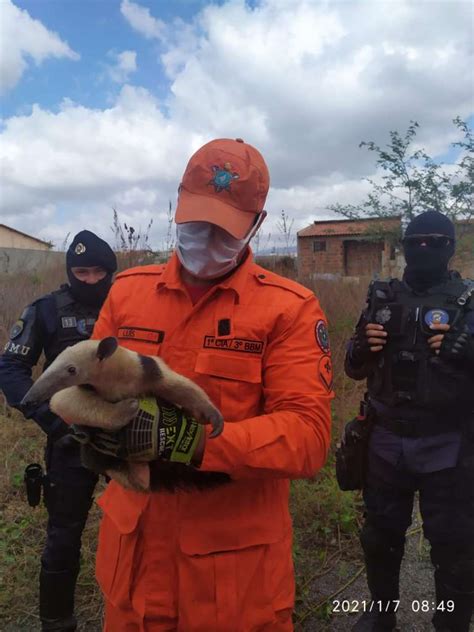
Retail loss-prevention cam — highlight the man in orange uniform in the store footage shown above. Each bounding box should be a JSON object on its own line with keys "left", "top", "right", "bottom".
{"left": 92, "top": 138, "right": 333, "bottom": 631}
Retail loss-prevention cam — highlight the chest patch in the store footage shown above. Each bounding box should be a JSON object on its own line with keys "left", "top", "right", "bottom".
{"left": 203, "top": 335, "right": 264, "bottom": 354}
{"left": 118, "top": 327, "right": 165, "bottom": 344}
{"left": 424, "top": 308, "right": 449, "bottom": 327}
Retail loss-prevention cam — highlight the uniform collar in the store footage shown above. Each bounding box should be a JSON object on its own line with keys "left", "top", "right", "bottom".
{"left": 156, "top": 249, "right": 254, "bottom": 302}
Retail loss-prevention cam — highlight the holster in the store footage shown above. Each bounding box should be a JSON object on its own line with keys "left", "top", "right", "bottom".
{"left": 24, "top": 463, "right": 44, "bottom": 507}
{"left": 336, "top": 399, "right": 375, "bottom": 491}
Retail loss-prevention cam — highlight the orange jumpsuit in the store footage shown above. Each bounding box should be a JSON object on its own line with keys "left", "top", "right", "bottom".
{"left": 92, "top": 252, "right": 333, "bottom": 632}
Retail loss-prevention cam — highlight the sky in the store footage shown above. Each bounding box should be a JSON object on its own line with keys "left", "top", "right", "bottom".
{"left": 0, "top": 0, "right": 473, "bottom": 251}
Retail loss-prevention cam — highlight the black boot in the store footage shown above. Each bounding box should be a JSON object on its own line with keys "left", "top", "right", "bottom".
{"left": 431, "top": 566, "right": 474, "bottom": 632}
{"left": 352, "top": 610, "right": 397, "bottom": 631}
{"left": 40, "top": 566, "right": 78, "bottom": 632}
{"left": 352, "top": 525, "right": 404, "bottom": 631}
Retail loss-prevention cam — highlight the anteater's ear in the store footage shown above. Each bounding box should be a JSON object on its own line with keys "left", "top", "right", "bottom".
{"left": 97, "top": 337, "right": 118, "bottom": 361}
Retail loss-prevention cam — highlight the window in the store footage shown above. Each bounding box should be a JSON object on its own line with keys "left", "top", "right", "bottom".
{"left": 313, "top": 240, "right": 327, "bottom": 253}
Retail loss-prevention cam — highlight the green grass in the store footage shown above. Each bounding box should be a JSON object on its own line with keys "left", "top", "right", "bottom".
{"left": 0, "top": 411, "right": 364, "bottom": 631}
{"left": 291, "top": 457, "right": 363, "bottom": 627}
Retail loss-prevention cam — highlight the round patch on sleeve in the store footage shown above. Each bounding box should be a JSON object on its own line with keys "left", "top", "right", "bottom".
{"left": 10, "top": 320, "right": 24, "bottom": 340}
{"left": 315, "top": 320, "right": 330, "bottom": 353}
{"left": 318, "top": 355, "right": 333, "bottom": 392}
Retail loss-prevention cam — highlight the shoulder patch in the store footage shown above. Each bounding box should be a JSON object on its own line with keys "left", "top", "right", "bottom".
{"left": 10, "top": 319, "right": 24, "bottom": 339}
{"left": 253, "top": 268, "right": 312, "bottom": 299}
{"left": 116, "top": 264, "right": 166, "bottom": 280}
{"left": 315, "top": 319, "right": 330, "bottom": 353}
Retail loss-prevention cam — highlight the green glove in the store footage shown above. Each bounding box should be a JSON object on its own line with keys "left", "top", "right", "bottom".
{"left": 72, "top": 397, "right": 204, "bottom": 465}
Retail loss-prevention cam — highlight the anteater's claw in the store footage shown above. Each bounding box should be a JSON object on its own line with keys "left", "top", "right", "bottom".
{"left": 209, "top": 412, "right": 224, "bottom": 439}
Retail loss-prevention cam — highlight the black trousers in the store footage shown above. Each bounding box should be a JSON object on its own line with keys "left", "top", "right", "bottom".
{"left": 362, "top": 437, "right": 474, "bottom": 631}
{"left": 40, "top": 437, "right": 98, "bottom": 621}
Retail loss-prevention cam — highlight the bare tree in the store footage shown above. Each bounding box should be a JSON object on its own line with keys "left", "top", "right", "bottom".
{"left": 163, "top": 201, "right": 175, "bottom": 259}
{"left": 276, "top": 209, "right": 295, "bottom": 254}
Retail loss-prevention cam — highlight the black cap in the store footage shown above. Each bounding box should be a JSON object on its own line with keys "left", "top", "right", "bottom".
{"left": 404, "top": 211, "right": 455, "bottom": 240}
{"left": 66, "top": 230, "right": 117, "bottom": 273}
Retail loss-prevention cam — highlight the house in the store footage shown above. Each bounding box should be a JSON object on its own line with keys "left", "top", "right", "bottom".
{"left": 297, "top": 216, "right": 402, "bottom": 279}
{"left": 0, "top": 224, "right": 51, "bottom": 250}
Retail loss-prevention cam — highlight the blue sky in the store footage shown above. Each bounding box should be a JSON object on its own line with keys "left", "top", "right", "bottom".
{"left": 0, "top": 0, "right": 472, "bottom": 249}
{"left": 2, "top": 0, "right": 214, "bottom": 117}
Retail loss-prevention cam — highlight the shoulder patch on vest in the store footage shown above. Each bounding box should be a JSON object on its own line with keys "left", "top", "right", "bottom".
{"left": 253, "top": 267, "right": 312, "bottom": 299}
{"left": 116, "top": 264, "right": 166, "bottom": 280}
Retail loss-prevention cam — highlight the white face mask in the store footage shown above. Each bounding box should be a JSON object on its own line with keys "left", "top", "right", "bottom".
{"left": 176, "top": 221, "right": 254, "bottom": 280}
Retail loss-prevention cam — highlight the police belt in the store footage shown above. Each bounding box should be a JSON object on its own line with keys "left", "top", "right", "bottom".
{"left": 375, "top": 415, "right": 458, "bottom": 438}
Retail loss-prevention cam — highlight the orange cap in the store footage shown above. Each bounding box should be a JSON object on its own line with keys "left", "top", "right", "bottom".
{"left": 175, "top": 138, "right": 270, "bottom": 239}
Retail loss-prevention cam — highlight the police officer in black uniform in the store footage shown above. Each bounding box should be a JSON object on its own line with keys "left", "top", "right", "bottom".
{"left": 345, "top": 211, "right": 474, "bottom": 632}
{"left": 0, "top": 230, "right": 117, "bottom": 632}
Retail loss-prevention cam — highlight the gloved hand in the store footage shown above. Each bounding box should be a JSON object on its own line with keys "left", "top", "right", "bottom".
{"left": 351, "top": 322, "right": 387, "bottom": 364}
{"left": 439, "top": 326, "right": 474, "bottom": 365}
{"left": 73, "top": 397, "right": 206, "bottom": 466}
{"left": 28, "top": 402, "right": 70, "bottom": 442}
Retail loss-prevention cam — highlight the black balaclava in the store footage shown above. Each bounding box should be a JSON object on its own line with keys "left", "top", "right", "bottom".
{"left": 402, "top": 210, "right": 455, "bottom": 291}
{"left": 66, "top": 230, "right": 117, "bottom": 307}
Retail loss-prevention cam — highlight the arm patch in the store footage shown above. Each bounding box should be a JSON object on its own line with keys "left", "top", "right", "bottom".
{"left": 3, "top": 304, "right": 42, "bottom": 361}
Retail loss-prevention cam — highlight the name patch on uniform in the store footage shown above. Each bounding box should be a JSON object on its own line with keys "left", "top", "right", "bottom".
{"left": 203, "top": 336, "right": 264, "bottom": 354}
{"left": 118, "top": 327, "right": 165, "bottom": 344}
{"left": 62, "top": 316, "right": 77, "bottom": 328}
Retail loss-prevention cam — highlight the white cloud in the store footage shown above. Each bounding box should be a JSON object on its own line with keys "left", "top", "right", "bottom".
{"left": 120, "top": 0, "right": 165, "bottom": 40}
{"left": 0, "top": 0, "right": 472, "bottom": 248}
{"left": 0, "top": 0, "right": 79, "bottom": 94}
{"left": 107, "top": 50, "right": 138, "bottom": 84}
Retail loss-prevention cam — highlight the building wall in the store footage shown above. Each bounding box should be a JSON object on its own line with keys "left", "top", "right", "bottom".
{"left": 298, "top": 236, "right": 344, "bottom": 278}
{"left": 0, "top": 227, "right": 50, "bottom": 250}
{"left": 298, "top": 236, "right": 395, "bottom": 279}
{"left": 0, "top": 248, "right": 64, "bottom": 275}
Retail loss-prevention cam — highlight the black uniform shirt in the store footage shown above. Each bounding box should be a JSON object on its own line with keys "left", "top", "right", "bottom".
{"left": 346, "top": 278, "right": 474, "bottom": 474}
{"left": 0, "top": 286, "right": 98, "bottom": 437}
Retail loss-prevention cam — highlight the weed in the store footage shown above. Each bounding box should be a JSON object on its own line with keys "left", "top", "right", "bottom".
{"left": 0, "top": 261, "right": 368, "bottom": 629}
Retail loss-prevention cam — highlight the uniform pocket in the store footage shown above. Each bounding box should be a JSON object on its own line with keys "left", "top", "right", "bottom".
{"left": 95, "top": 487, "right": 146, "bottom": 609}
{"left": 194, "top": 352, "right": 262, "bottom": 420}
{"left": 178, "top": 533, "right": 294, "bottom": 632}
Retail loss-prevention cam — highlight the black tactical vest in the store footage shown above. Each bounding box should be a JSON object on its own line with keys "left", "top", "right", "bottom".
{"left": 43, "top": 285, "right": 99, "bottom": 369}
{"left": 366, "top": 274, "right": 474, "bottom": 411}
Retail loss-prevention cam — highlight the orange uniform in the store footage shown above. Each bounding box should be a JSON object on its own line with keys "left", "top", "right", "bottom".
{"left": 93, "top": 252, "right": 333, "bottom": 632}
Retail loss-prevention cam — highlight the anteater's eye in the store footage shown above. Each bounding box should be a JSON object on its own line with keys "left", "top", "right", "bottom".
{"left": 67, "top": 366, "right": 77, "bottom": 375}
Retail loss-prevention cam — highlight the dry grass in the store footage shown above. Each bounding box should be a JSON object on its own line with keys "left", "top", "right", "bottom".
{"left": 0, "top": 262, "right": 368, "bottom": 630}
{"left": 0, "top": 410, "right": 105, "bottom": 631}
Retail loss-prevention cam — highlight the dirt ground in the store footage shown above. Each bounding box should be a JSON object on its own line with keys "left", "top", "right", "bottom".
{"left": 301, "top": 516, "right": 439, "bottom": 631}
{"left": 1, "top": 532, "right": 440, "bottom": 632}
{"left": 1, "top": 413, "right": 470, "bottom": 632}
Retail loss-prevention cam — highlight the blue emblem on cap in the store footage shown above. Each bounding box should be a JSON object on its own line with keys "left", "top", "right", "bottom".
{"left": 424, "top": 309, "right": 449, "bottom": 326}
{"left": 209, "top": 162, "right": 239, "bottom": 193}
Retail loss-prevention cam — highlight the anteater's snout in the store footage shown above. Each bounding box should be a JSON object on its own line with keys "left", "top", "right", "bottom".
{"left": 21, "top": 377, "right": 57, "bottom": 407}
